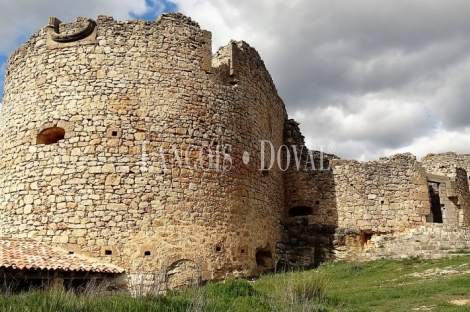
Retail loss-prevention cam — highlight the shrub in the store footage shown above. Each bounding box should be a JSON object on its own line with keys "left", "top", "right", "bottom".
{"left": 206, "top": 279, "right": 256, "bottom": 298}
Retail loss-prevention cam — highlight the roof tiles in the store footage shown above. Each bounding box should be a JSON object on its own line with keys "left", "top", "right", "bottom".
{"left": 0, "top": 239, "right": 124, "bottom": 274}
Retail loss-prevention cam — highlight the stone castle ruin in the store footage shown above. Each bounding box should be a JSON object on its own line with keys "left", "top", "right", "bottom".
{"left": 1, "top": 13, "right": 470, "bottom": 291}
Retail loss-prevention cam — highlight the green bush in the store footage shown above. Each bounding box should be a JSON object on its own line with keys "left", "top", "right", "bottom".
{"left": 206, "top": 279, "right": 256, "bottom": 298}
{"left": 349, "top": 262, "right": 363, "bottom": 273}
{"left": 401, "top": 256, "right": 424, "bottom": 266}
{"left": 205, "top": 280, "right": 270, "bottom": 312}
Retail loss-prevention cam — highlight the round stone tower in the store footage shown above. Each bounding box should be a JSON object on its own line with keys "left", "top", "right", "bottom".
{"left": 0, "top": 13, "right": 287, "bottom": 288}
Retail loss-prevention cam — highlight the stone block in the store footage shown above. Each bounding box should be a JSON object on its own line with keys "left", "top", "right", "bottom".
{"left": 105, "top": 174, "right": 121, "bottom": 185}
{"left": 102, "top": 164, "right": 115, "bottom": 173}
{"left": 107, "top": 203, "right": 127, "bottom": 210}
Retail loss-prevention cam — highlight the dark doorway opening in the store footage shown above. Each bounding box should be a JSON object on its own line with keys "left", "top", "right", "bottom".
{"left": 288, "top": 206, "right": 313, "bottom": 217}
{"left": 256, "top": 249, "right": 273, "bottom": 267}
{"left": 428, "top": 182, "right": 443, "bottom": 223}
{"left": 360, "top": 231, "right": 373, "bottom": 247}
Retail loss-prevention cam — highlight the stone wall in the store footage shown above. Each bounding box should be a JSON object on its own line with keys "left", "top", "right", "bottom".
{"left": 0, "top": 13, "right": 287, "bottom": 288}
{"left": 280, "top": 149, "right": 470, "bottom": 265}
{"left": 421, "top": 152, "right": 470, "bottom": 225}
{"left": 339, "top": 224, "right": 470, "bottom": 261}
{"left": 280, "top": 120, "right": 338, "bottom": 266}
{"left": 421, "top": 152, "right": 470, "bottom": 175}
{"left": 281, "top": 151, "right": 432, "bottom": 266}
{"left": 333, "top": 153, "right": 430, "bottom": 232}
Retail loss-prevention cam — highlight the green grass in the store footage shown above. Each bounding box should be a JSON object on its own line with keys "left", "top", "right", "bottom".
{"left": 314, "top": 256, "right": 470, "bottom": 311}
{"left": 2, "top": 256, "right": 470, "bottom": 311}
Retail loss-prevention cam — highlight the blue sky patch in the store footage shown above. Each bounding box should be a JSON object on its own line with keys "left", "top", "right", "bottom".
{"left": 132, "top": 0, "right": 178, "bottom": 20}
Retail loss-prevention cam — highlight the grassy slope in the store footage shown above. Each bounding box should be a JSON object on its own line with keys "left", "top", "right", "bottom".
{"left": 1, "top": 256, "right": 470, "bottom": 311}
{"left": 312, "top": 256, "right": 470, "bottom": 311}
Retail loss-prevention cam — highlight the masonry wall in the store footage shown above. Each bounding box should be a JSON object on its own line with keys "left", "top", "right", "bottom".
{"left": 280, "top": 120, "right": 338, "bottom": 266}
{"left": 281, "top": 149, "right": 431, "bottom": 266}
{"left": 330, "top": 154, "right": 432, "bottom": 260}
{"left": 421, "top": 152, "right": 470, "bottom": 175}
{"left": 0, "top": 13, "right": 287, "bottom": 288}
{"left": 333, "top": 153, "right": 430, "bottom": 232}
{"left": 421, "top": 152, "right": 470, "bottom": 226}
{"left": 455, "top": 168, "right": 470, "bottom": 225}
{"left": 343, "top": 224, "right": 470, "bottom": 261}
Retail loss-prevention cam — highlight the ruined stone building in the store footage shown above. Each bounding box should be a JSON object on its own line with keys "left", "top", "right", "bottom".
{"left": 1, "top": 13, "right": 470, "bottom": 291}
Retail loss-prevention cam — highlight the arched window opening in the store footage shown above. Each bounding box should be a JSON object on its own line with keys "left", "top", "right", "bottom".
{"left": 37, "top": 127, "right": 65, "bottom": 145}
{"left": 289, "top": 206, "right": 313, "bottom": 217}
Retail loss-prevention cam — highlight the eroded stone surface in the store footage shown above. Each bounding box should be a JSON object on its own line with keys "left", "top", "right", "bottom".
{"left": 0, "top": 13, "right": 286, "bottom": 290}
{"left": 280, "top": 122, "right": 470, "bottom": 266}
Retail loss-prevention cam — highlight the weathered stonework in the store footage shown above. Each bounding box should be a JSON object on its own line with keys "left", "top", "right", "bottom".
{"left": 2, "top": 12, "right": 470, "bottom": 291}
{"left": 280, "top": 121, "right": 470, "bottom": 266}
{"left": 0, "top": 13, "right": 286, "bottom": 290}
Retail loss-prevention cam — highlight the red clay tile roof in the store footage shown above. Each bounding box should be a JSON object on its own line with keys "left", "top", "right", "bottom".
{"left": 0, "top": 239, "right": 124, "bottom": 274}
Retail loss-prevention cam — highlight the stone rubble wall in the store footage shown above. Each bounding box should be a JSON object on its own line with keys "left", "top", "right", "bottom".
{"left": 280, "top": 120, "right": 338, "bottom": 266}
{"left": 421, "top": 152, "right": 470, "bottom": 225}
{"left": 337, "top": 224, "right": 470, "bottom": 261}
{"left": 332, "top": 153, "right": 470, "bottom": 262}
{"left": 4, "top": 12, "right": 470, "bottom": 287}
{"left": 281, "top": 143, "right": 432, "bottom": 266}
{"left": 283, "top": 119, "right": 338, "bottom": 225}
{"left": 421, "top": 152, "right": 470, "bottom": 176}
{"left": 332, "top": 153, "right": 431, "bottom": 233}
{"left": 280, "top": 150, "right": 470, "bottom": 266}
{"left": 454, "top": 168, "right": 470, "bottom": 225}
{"left": 0, "top": 13, "right": 287, "bottom": 287}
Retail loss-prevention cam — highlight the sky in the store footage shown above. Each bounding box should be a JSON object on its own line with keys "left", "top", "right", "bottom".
{"left": 1, "top": 0, "right": 470, "bottom": 160}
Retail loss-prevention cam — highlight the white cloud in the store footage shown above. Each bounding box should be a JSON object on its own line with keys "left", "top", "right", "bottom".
{"left": 171, "top": 0, "right": 470, "bottom": 160}
{"left": 383, "top": 128, "right": 470, "bottom": 160}
{"left": 2, "top": 1, "right": 470, "bottom": 161}
{"left": 0, "top": 61, "right": 5, "bottom": 101}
